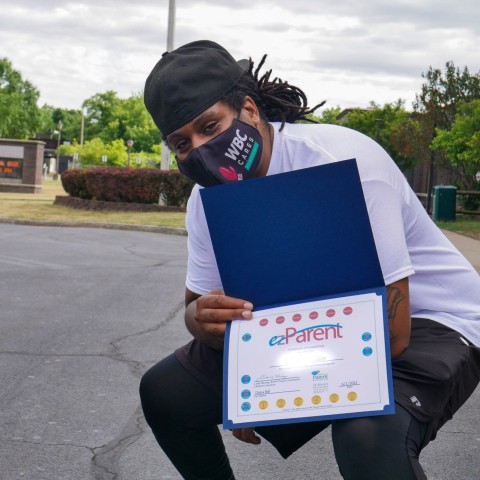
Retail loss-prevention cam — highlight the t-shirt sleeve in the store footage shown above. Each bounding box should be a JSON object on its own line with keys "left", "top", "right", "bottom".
{"left": 185, "top": 187, "right": 223, "bottom": 295}
{"left": 361, "top": 178, "right": 415, "bottom": 285}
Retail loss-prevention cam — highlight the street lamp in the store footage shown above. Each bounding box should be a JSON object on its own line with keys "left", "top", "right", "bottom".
{"left": 127, "top": 139, "right": 134, "bottom": 167}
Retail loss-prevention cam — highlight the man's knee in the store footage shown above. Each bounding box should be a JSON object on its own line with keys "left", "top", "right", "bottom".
{"left": 331, "top": 407, "right": 427, "bottom": 480}
{"left": 139, "top": 358, "right": 178, "bottom": 428}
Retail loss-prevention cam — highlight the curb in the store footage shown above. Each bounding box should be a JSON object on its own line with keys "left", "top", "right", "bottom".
{"left": 0, "top": 217, "right": 188, "bottom": 236}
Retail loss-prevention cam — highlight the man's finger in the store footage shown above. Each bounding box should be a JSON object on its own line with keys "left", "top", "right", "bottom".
{"left": 197, "top": 307, "right": 253, "bottom": 323}
{"left": 232, "top": 428, "right": 261, "bottom": 445}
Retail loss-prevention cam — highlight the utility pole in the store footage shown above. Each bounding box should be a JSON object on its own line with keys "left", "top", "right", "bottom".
{"left": 160, "top": 0, "right": 176, "bottom": 171}
{"left": 166, "top": 0, "right": 175, "bottom": 52}
{"left": 80, "top": 106, "right": 85, "bottom": 146}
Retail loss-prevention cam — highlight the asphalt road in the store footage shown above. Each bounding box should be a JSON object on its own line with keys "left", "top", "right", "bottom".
{"left": 1, "top": 224, "right": 479, "bottom": 479}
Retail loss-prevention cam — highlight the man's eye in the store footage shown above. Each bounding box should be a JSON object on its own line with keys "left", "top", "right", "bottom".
{"left": 174, "top": 140, "right": 189, "bottom": 153}
{"left": 204, "top": 122, "right": 219, "bottom": 135}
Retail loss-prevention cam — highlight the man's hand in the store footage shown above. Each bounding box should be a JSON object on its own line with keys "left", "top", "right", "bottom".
{"left": 232, "top": 427, "right": 261, "bottom": 445}
{"left": 185, "top": 289, "right": 253, "bottom": 350}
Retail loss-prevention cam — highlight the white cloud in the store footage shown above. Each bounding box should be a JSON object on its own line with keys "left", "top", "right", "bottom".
{"left": 0, "top": 0, "right": 479, "bottom": 112}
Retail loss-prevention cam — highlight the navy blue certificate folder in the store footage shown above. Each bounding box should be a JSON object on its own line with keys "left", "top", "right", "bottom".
{"left": 200, "top": 159, "right": 384, "bottom": 307}
{"left": 200, "top": 159, "right": 394, "bottom": 428}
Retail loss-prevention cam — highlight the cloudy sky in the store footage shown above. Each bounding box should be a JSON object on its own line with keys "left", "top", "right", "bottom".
{"left": 2, "top": 0, "right": 479, "bottom": 114}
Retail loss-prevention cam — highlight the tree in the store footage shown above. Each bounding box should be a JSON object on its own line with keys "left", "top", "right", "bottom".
{"left": 414, "top": 62, "right": 480, "bottom": 128}
{"left": 432, "top": 100, "right": 480, "bottom": 190}
{"left": 0, "top": 58, "right": 40, "bottom": 138}
{"left": 102, "top": 93, "right": 160, "bottom": 152}
{"left": 38, "top": 104, "right": 82, "bottom": 143}
{"left": 314, "top": 106, "right": 342, "bottom": 125}
{"left": 82, "top": 91, "right": 160, "bottom": 152}
{"left": 342, "top": 100, "right": 420, "bottom": 171}
{"left": 413, "top": 62, "right": 480, "bottom": 208}
{"left": 82, "top": 90, "right": 120, "bottom": 142}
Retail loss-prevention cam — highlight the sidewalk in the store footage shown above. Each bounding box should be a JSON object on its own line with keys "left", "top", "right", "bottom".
{"left": 442, "top": 230, "right": 480, "bottom": 272}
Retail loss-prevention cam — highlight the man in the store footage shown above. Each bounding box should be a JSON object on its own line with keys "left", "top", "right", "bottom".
{"left": 140, "top": 40, "right": 480, "bottom": 479}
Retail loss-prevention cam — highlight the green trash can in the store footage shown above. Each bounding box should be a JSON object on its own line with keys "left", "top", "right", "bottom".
{"left": 433, "top": 185, "right": 457, "bottom": 221}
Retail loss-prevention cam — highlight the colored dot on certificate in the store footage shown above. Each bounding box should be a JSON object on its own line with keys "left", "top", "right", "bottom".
{"left": 276, "top": 398, "right": 286, "bottom": 408}
{"left": 292, "top": 313, "right": 302, "bottom": 322}
{"left": 311, "top": 395, "right": 322, "bottom": 405}
{"left": 259, "top": 400, "right": 269, "bottom": 410}
{"left": 347, "top": 392, "right": 358, "bottom": 401}
{"left": 343, "top": 306, "right": 353, "bottom": 315}
{"left": 329, "top": 393, "right": 340, "bottom": 403}
{"left": 259, "top": 319, "right": 268, "bottom": 327}
{"left": 326, "top": 309, "right": 336, "bottom": 318}
{"left": 294, "top": 397, "right": 304, "bottom": 406}
{"left": 276, "top": 316, "right": 285, "bottom": 324}
{"left": 309, "top": 311, "right": 318, "bottom": 320}
{"left": 241, "top": 389, "right": 251, "bottom": 399}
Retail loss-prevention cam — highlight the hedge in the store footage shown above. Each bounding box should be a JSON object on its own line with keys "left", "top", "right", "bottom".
{"left": 61, "top": 167, "right": 194, "bottom": 207}
{"left": 61, "top": 169, "right": 92, "bottom": 200}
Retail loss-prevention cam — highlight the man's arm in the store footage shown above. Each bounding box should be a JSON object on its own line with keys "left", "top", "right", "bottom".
{"left": 386, "top": 277, "right": 411, "bottom": 358}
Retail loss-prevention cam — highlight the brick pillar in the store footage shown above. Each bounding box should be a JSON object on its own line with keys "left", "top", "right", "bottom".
{"left": 0, "top": 139, "right": 45, "bottom": 193}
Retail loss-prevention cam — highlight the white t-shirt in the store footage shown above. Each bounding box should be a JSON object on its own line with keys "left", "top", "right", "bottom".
{"left": 185, "top": 123, "right": 480, "bottom": 346}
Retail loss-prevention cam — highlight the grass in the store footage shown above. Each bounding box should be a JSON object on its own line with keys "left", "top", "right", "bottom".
{"left": 1, "top": 180, "right": 479, "bottom": 239}
{"left": 0, "top": 179, "right": 186, "bottom": 229}
{"left": 435, "top": 217, "right": 480, "bottom": 241}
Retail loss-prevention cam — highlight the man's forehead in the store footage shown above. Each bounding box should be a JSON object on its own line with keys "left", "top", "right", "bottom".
{"left": 167, "top": 102, "right": 231, "bottom": 139}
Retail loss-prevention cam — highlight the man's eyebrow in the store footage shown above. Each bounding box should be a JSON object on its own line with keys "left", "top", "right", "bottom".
{"left": 191, "top": 110, "right": 217, "bottom": 128}
{"left": 167, "top": 111, "right": 219, "bottom": 143}
{"left": 167, "top": 132, "right": 183, "bottom": 142}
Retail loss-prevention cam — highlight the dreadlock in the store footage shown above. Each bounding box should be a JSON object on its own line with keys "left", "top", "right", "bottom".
{"left": 221, "top": 55, "right": 325, "bottom": 131}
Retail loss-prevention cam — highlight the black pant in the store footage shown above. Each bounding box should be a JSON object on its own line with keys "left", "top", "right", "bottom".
{"left": 140, "top": 319, "right": 480, "bottom": 479}
{"left": 140, "top": 355, "right": 429, "bottom": 479}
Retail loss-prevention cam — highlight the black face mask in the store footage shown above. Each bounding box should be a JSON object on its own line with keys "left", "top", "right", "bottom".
{"left": 177, "top": 118, "right": 263, "bottom": 187}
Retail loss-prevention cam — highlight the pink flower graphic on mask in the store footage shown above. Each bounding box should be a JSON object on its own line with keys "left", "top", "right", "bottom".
{"left": 218, "top": 166, "right": 238, "bottom": 181}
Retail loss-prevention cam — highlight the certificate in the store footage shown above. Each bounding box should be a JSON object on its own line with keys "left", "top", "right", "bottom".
{"left": 199, "top": 160, "right": 395, "bottom": 429}
{"left": 223, "top": 289, "right": 394, "bottom": 428}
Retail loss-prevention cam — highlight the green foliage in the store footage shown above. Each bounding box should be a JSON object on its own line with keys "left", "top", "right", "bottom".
{"left": 341, "top": 100, "right": 420, "bottom": 171}
{"left": 82, "top": 90, "right": 119, "bottom": 141}
{"left": 412, "top": 61, "right": 480, "bottom": 191}
{"left": 414, "top": 62, "right": 480, "bottom": 130}
{"left": 432, "top": 100, "right": 480, "bottom": 190}
{"left": 59, "top": 138, "right": 127, "bottom": 166}
{"left": 58, "top": 138, "right": 166, "bottom": 168}
{"left": 39, "top": 105, "right": 82, "bottom": 143}
{"left": 0, "top": 58, "right": 40, "bottom": 138}
{"left": 315, "top": 107, "right": 342, "bottom": 124}
{"left": 82, "top": 91, "right": 160, "bottom": 152}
